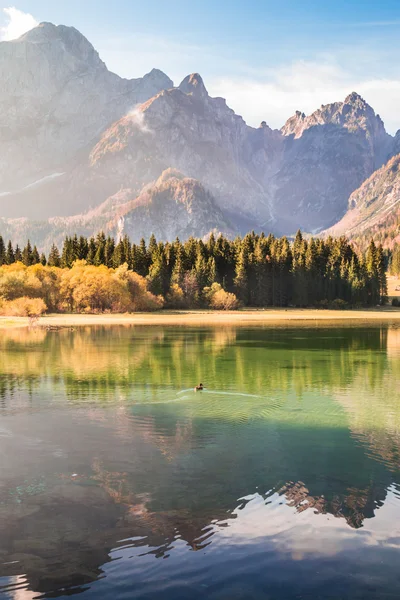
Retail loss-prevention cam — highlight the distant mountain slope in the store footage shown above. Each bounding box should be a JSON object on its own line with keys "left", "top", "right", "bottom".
{"left": 0, "top": 22, "right": 172, "bottom": 213}
{"left": 323, "top": 154, "right": 400, "bottom": 248}
{"left": 89, "top": 73, "right": 283, "bottom": 229}
{"left": 274, "top": 93, "right": 393, "bottom": 233}
{"left": 0, "top": 21, "right": 400, "bottom": 240}
{"left": 0, "top": 169, "right": 234, "bottom": 251}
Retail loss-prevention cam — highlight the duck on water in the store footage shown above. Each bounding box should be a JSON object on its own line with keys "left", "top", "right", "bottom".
{"left": 194, "top": 383, "right": 204, "bottom": 391}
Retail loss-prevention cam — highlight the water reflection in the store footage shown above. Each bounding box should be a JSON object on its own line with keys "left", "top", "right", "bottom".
{"left": 0, "top": 325, "right": 400, "bottom": 598}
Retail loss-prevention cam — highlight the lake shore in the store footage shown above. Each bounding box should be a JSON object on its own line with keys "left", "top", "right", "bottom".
{"left": 2, "top": 307, "right": 400, "bottom": 329}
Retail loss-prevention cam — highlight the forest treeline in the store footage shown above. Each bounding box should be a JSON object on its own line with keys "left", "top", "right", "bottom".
{"left": 0, "top": 231, "right": 387, "bottom": 315}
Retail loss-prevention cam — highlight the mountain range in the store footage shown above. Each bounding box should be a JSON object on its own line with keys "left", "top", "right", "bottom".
{"left": 1, "top": 21, "right": 400, "bottom": 250}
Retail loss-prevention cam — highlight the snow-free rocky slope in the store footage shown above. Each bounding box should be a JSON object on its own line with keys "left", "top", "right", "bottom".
{"left": 323, "top": 153, "right": 400, "bottom": 248}
{"left": 1, "top": 21, "right": 400, "bottom": 246}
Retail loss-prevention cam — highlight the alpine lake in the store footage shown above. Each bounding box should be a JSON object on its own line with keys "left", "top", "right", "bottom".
{"left": 1, "top": 323, "right": 400, "bottom": 599}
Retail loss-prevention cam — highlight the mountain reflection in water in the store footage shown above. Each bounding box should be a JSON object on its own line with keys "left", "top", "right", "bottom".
{"left": 1, "top": 325, "right": 400, "bottom": 599}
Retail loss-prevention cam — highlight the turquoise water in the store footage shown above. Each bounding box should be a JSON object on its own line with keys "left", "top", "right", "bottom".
{"left": 1, "top": 325, "right": 400, "bottom": 598}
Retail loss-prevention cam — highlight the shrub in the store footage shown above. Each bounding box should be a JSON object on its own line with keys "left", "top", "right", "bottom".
{"left": 0, "top": 297, "right": 47, "bottom": 317}
{"left": 204, "top": 283, "right": 240, "bottom": 310}
{"left": 330, "top": 298, "right": 349, "bottom": 310}
{"left": 165, "top": 284, "right": 187, "bottom": 309}
{"left": 392, "top": 297, "right": 399, "bottom": 307}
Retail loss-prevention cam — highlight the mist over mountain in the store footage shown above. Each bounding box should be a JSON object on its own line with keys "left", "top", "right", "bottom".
{"left": 1, "top": 21, "right": 400, "bottom": 248}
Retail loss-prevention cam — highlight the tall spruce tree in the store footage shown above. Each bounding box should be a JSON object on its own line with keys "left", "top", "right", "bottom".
{"left": 6, "top": 240, "right": 14, "bottom": 265}
{"left": 32, "top": 245, "right": 40, "bottom": 265}
{"left": 14, "top": 245, "right": 22, "bottom": 263}
{"left": 0, "top": 236, "right": 5, "bottom": 266}
{"left": 22, "top": 240, "right": 33, "bottom": 267}
{"left": 48, "top": 244, "right": 61, "bottom": 267}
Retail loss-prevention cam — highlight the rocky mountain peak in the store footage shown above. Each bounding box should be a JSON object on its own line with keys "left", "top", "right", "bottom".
{"left": 280, "top": 110, "right": 306, "bottom": 136}
{"left": 344, "top": 91, "right": 366, "bottom": 106}
{"left": 281, "top": 91, "right": 388, "bottom": 147}
{"left": 178, "top": 73, "right": 208, "bottom": 98}
{"left": 16, "top": 22, "right": 104, "bottom": 70}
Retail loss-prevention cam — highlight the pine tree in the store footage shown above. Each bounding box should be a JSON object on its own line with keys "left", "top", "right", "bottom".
{"left": 61, "top": 236, "right": 74, "bottom": 268}
{"left": 0, "top": 236, "right": 5, "bottom": 266}
{"left": 104, "top": 237, "right": 115, "bottom": 268}
{"left": 234, "top": 246, "right": 250, "bottom": 305}
{"left": 78, "top": 236, "right": 89, "bottom": 260}
{"left": 31, "top": 245, "right": 40, "bottom": 265}
{"left": 48, "top": 243, "right": 61, "bottom": 268}
{"left": 14, "top": 245, "right": 22, "bottom": 263}
{"left": 365, "top": 239, "right": 380, "bottom": 305}
{"left": 112, "top": 240, "right": 126, "bottom": 268}
{"left": 22, "top": 240, "right": 33, "bottom": 266}
{"left": 375, "top": 245, "right": 388, "bottom": 304}
{"left": 148, "top": 234, "right": 158, "bottom": 259}
{"left": 40, "top": 253, "right": 47, "bottom": 266}
{"left": 86, "top": 238, "right": 97, "bottom": 265}
{"left": 122, "top": 235, "right": 132, "bottom": 269}
{"left": 148, "top": 246, "right": 169, "bottom": 296}
{"left": 5, "top": 240, "right": 14, "bottom": 265}
{"left": 94, "top": 232, "right": 106, "bottom": 266}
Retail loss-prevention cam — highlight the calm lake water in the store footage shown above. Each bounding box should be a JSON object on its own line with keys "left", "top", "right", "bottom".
{"left": 1, "top": 324, "right": 400, "bottom": 599}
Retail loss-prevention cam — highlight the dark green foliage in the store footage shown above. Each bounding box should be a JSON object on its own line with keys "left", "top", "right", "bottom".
{"left": 0, "top": 230, "right": 388, "bottom": 306}
{"left": 22, "top": 240, "right": 33, "bottom": 267}
{"left": 32, "top": 245, "right": 40, "bottom": 265}
{"left": 14, "top": 245, "right": 22, "bottom": 263}
{"left": 0, "top": 236, "right": 5, "bottom": 266}
{"left": 47, "top": 244, "right": 61, "bottom": 268}
{"left": 5, "top": 241, "right": 14, "bottom": 265}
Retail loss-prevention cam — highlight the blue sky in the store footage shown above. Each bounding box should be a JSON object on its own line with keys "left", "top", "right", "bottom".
{"left": 2, "top": 1, "right": 400, "bottom": 132}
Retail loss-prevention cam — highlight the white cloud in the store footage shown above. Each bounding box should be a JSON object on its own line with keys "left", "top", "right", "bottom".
{"left": 0, "top": 6, "right": 38, "bottom": 41}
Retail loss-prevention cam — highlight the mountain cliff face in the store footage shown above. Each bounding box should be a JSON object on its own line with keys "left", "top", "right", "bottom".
{"left": 89, "top": 73, "right": 283, "bottom": 228}
{"left": 323, "top": 154, "right": 400, "bottom": 247}
{"left": 0, "top": 22, "right": 172, "bottom": 201}
{"left": 1, "top": 21, "right": 400, "bottom": 245}
{"left": 274, "top": 93, "right": 393, "bottom": 232}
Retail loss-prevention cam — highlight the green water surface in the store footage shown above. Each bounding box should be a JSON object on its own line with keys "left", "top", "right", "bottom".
{"left": 0, "top": 325, "right": 400, "bottom": 599}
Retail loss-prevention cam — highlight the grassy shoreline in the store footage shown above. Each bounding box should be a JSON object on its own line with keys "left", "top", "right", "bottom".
{"left": 2, "top": 307, "right": 400, "bottom": 329}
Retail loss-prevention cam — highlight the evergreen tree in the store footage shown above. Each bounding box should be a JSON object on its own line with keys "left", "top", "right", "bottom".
{"left": 94, "top": 232, "right": 106, "bottom": 266}
{"left": 78, "top": 236, "right": 89, "bottom": 260}
{"left": 375, "top": 245, "right": 388, "bottom": 304}
{"left": 61, "top": 237, "right": 74, "bottom": 268}
{"left": 22, "top": 240, "right": 33, "bottom": 267}
{"left": 139, "top": 238, "right": 151, "bottom": 275}
{"left": 5, "top": 240, "right": 14, "bottom": 265}
{"left": 0, "top": 236, "right": 5, "bottom": 266}
{"left": 234, "top": 245, "right": 250, "bottom": 304}
{"left": 48, "top": 243, "right": 61, "bottom": 268}
{"left": 104, "top": 236, "right": 115, "bottom": 268}
{"left": 14, "top": 245, "right": 22, "bottom": 263}
{"left": 122, "top": 235, "right": 132, "bottom": 269}
{"left": 112, "top": 240, "right": 126, "bottom": 268}
{"left": 148, "top": 234, "right": 158, "bottom": 259}
{"left": 86, "top": 238, "right": 97, "bottom": 265}
{"left": 148, "top": 246, "right": 169, "bottom": 296}
{"left": 40, "top": 253, "right": 47, "bottom": 266}
{"left": 31, "top": 245, "right": 40, "bottom": 265}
